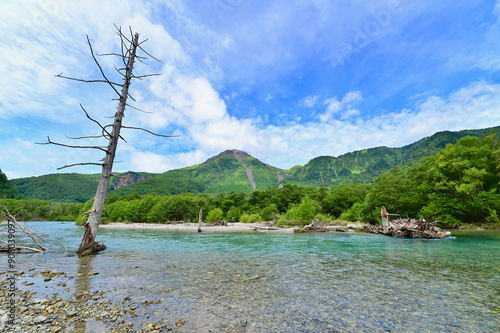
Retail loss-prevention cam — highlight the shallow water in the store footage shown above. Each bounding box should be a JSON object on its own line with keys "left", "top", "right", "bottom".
{"left": 5, "top": 222, "right": 500, "bottom": 332}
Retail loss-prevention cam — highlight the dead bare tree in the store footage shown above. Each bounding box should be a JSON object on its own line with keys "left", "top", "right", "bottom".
{"left": 37, "top": 25, "right": 174, "bottom": 255}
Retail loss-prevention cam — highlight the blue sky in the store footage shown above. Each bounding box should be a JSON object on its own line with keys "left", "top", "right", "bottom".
{"left": 1, "top": 0, "right": 500, "bottom": 179}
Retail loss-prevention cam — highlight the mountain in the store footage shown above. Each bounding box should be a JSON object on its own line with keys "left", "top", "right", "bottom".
{"left": 0, "top": 169, "right": 19, "bottom": 199}
{"left": 11, "top": 126, "right": 500, "bottom": 201}
{"left": 11, "top": 171, "right": 154, "bottom": 203}
{"left": 182, "top": 149, "right": 288, "bottom": 193}
{"left": 283, "top": 126, "right": 500, "bottom": 187}
{"left": 112, "top": 149, "right": 287, "bottom": 196}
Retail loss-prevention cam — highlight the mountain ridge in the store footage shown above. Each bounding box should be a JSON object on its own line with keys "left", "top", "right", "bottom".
{"left": 10, "top": 126, "right": 500, "bottom": 202}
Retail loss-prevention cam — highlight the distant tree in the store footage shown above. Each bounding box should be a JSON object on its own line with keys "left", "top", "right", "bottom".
{"left": 37, "top": 26, "right": 174, "bottom": 255}
{"left": 0, "top": 170, "right": 19, "bottom": 199}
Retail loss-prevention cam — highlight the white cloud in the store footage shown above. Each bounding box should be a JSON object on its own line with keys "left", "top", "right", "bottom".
{"left": 175, "top": 150, "right": 208, "bottom": 167}
{"left": 299, "top": 95, "right": 320, "bottom": 108}
{"left": 130, "top": 82, "right": 500, "bottom": 171}
{"left": 0, "top": 137, "right": 102, "bottom": 179}
{"left": 258, "top": 81, "right": 500, "bottom": 169}
{"left": 320, "top": 91, "right": 363, "bottom": 122}
{"left": 128, "top": 149, "right": 174, "bottom": 173}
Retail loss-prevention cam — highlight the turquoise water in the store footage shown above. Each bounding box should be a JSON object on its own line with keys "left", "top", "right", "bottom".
{"left": 6, "top": 222, "right": 500, "bottom": 332}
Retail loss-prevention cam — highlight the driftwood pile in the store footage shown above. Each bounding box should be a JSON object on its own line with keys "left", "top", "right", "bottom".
{"left": 364, "top": 206, "right": 451, "bottom": 239}
{"left": 364, "top": 218, "right": 451, "bottom": 239}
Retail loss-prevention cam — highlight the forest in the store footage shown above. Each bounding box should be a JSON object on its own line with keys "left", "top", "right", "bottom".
{"left": 2, "top": 135, "right": 500, "bottom": 229}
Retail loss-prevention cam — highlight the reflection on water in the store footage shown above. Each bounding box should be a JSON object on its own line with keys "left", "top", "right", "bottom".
{"left": 6, "top": 223, "right": 500, "bottom": 332}
{"left": 73, "top": 255, "right": 92, "bottom": 333}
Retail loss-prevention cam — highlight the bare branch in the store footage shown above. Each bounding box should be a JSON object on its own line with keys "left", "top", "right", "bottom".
{"left": 132, "top": 73, "right": 161, "bottom": 80}
{"left": 22, "top": 224, "right": 69, "bottom": 251}
{"left": 80, "top": 104, "right": 113, "bottom": 138}
{"left": 135, "top": 57, "right": 147, "bottom": 65}
{"left": 126, "top": 103, "right": 153, "bottom": 114}
{"left": 86, "top": 34, "right": 122, "bottom": 97}
{"left": 137, "top": 44, "right": 161, "bottom": 62}
{"left": 103, "top": 125, "right": 127, "bottom": 143}
{"left": 114, "top": 67, "right": 126, "bottom": 78}
{"left": 66, "top": 134, "right": 105, "bottom": 140}
{"left": 96, "top": 52, "right": 124, "bottom": 57}
{"left": 115, "top": 25, "right": 128, "bottom": 67}
{"left": 121, "top": 126, "right": 179, "bottom": 137}
{"left": 115, "top": 24, "right": 133, "bottom": 45}
{"left": 2, "top": 205, "right": 48, "bottom": 251}
{"left": 115, "top": 23, "right": 160, "bottom": 63}
{"left": 55, "top": 73, "right": 123, "bottom": 86}
{"left": 36, "top": 136, "right": 108, "bottom": 152}
{"left": 0, "top": 240, "right": 44, "bottom": 253}
{"left": 111, "top": 173, "right": 127, "bottom": 179}
{"left": 57, "top": 162, "right": 104, "bottom": 170}
{"left": 129, "top": 25, "right": 135, "bottom": 41}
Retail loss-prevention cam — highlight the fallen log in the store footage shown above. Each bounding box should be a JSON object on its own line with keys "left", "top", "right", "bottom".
{"left": 1, "top": 204, "right": 68, "bottom": 253}
{"left": 252, "top": 226, "right": 281, "bottom": 231}
{"left": 206, "top": 220, "right": 227, "bottom": 226}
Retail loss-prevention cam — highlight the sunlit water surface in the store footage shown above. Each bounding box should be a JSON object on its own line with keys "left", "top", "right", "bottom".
{"left": 5, "top": 222, "right": 500, "bottom": 332}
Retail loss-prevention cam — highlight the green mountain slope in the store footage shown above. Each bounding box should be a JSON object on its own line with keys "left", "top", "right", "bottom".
{"left": 0, "top": 169, "right": 19, "bottom": 199}
{"left": 182, "top": 149, "right": 285, "bottom": 193}
{"left": 283, "top": 126, "right": 500, "bottom": 187}
{"left": 11, "top": 171, "right": 155, "bottom": 203}
{"left": 110, "top": 170, "right": 204, "bottom": 196}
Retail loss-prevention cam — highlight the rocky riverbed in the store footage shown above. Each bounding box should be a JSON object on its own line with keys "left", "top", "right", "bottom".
{"left": 0, "top": 269, "right": 182, "bottom": 333}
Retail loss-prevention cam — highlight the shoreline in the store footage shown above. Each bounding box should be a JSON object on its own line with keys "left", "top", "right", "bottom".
{"left": 100, "top": 222, "right": 297, "bottom": 233}
{"left": 99, "top": 222, "right": 367, "bottom": 233}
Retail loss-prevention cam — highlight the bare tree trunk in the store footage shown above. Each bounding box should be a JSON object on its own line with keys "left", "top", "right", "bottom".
{"left": 198, "top": 207, "right": 202, "bottom": 233}
{"left": 78, "top": 33, "right": 139, "bottom": 254}
{"left": 381, "top": 206, "right": 389, "bottom": 234}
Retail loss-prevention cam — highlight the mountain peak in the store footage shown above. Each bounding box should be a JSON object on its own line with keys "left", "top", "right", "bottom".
{"left": 223, "top": 149, "right": 250, "bottom": 157}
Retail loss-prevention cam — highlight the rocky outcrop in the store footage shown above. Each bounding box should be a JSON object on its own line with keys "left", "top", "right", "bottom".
{"left": 228, "top": 150, "right": 257, "bottom": 190}
{"left": 110, "top": 172, "right": 154, "bottom": 190}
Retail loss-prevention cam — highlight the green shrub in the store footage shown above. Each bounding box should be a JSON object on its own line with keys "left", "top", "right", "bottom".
{"left": 248, "top": 213, "right": 262, "bottom": 223}
{"left": 239, "top": 213, "right": 250, "bottom": 223}
{"left": 278, "top": 196, "right": 321, "bottom": 227}
{"left": 207, "top": 208, "right": 224, "bottom": 222}
{"left": 261, "top": 204, "right": 278, "bottom": 221}
{"left": 486, "top": 209, "right": 500, "bottom": 224}
{"left": 339, "top": 202, "right": 364, "bottom": 222}
{"left": 225, "top": 206, "right": 241, "bottom": 222}
{"left": 314, "top": 213, "right": 334, "bottom": 223}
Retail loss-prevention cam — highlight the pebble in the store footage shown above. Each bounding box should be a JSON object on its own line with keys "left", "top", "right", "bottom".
{"left": 0, "top": 269, "right": 178, "bottom": 333}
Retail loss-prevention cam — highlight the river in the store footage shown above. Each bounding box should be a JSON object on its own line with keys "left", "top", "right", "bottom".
{"left": 7, "top": 222, "right": 500, "bottom": 332}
